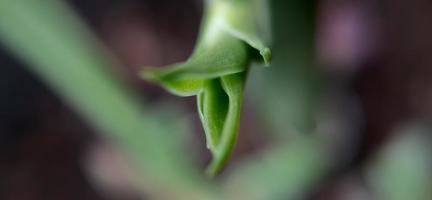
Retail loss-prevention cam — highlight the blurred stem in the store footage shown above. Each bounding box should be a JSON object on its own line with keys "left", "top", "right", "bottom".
{"left": 0, "top": 0, "right": 215, "bottom": 199}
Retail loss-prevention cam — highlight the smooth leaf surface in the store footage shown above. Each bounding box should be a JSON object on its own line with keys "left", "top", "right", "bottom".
{"left": 142, "top": 32, "right": 248, "bottom": 96}
{"left": 202, "top": 72, "right": 246, "bottom": 177}
{"left": 141, "top": 0, "right": 271, "bottom": 176}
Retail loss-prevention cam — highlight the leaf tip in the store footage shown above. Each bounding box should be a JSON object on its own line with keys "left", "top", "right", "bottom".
{"left": 260, "top": 47, "right": 272, "bottom": 66}
{"left": 139, "top": 68, "right": 160, "bottom": 82}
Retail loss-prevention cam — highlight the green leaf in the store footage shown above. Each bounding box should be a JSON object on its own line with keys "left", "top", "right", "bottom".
{"left": 201, "top": 72, "right": 246, "bottom": 177}
{"left": 0, "top": 0, "right": 216, "bottom": 199}
{"left": 141, "top": 32, "right": 248, "bottom": 96}
{"left": 217, "top": 0, "right": 271, "bottom": 65}
{"left": 141, "top": 0, "right": 271, "bottom": 176}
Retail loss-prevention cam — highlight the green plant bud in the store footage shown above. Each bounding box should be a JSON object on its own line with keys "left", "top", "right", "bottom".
{"left": 141, "top": 0, "right": 271, "bottom": 177}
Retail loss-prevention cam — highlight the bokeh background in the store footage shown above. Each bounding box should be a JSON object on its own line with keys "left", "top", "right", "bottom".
{"left": 1, "top": 0, "right": 432, "bottom": 199}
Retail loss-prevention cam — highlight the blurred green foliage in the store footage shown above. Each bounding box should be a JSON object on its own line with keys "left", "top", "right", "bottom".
{"left": 367, "top": 123, "right": 432, "bottom": 200}
{"left": 0, "top": 0, "right": 430, "bottom": 200}
{"left": 249, "top": 0, "right": 320, "bottom": 137}
{"left": 0, "top": 0, "right": 211, "bottom": 199}
{"left": 0, "top": 0, "right": 328, "bottom": 199}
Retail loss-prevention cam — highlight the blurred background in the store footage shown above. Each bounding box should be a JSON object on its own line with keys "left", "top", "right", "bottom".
{"left": 1, "top": 0, "right": 432, "bottom": 199}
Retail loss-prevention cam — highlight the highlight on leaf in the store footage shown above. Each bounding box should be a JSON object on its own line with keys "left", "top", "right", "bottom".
{"left": 140, "top": 0, "right": 271, "bottom": 177}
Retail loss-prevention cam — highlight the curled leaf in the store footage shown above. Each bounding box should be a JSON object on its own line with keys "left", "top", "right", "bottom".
{"left": 202, "top": 72, "right": 246, "bottom": 177}
{"left": 141, "top": 0, "right": 271, "bottom": 177}
{"left": 142, "top": 32, "right": 248, "bottom": 96}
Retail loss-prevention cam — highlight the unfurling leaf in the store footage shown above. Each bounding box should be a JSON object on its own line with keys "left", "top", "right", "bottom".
{"left": 141, "top": 0, "right": 271, "bottom": 177}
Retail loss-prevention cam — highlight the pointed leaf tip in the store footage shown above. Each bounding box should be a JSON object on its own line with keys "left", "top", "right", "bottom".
{"left": 260, "top": 47, "right": 272, "bottom": 66}
{"left": 140, "top": 68, "right": 160, "bottom": 82}
{"left": 140, "top": 67, "right": 204, "bottom": 97}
